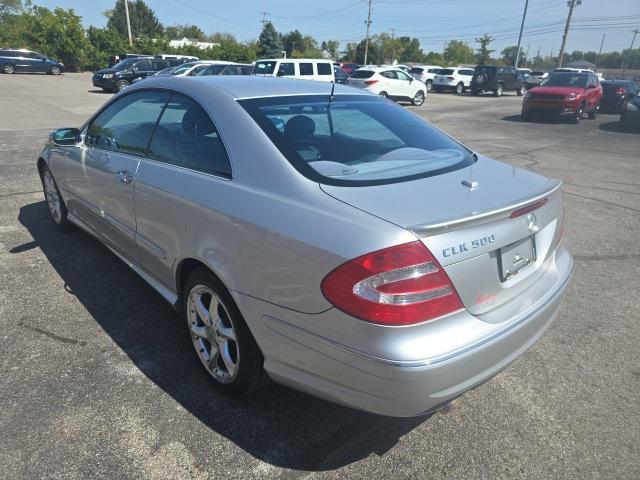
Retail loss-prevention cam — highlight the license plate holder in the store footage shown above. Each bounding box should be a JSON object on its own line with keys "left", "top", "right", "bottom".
{"left": 498, "top": 236, "right": 536, "bottom": 282}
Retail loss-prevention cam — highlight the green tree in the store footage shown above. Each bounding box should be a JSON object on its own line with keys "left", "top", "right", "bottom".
{"left": 86, "top": 26, "right": 127, "bottom": 69}
{"left": 321, "top": 40, "right": 339, "bottom": 59}
{"left": 282, "top": 29, "right": 304, "bottom": 54}
{"left": 257, "top": 21, "right": 282, "bottom": 58}
{"left": 444, "top": 40, "right": 474, "bottom": 66}
{"left": 500, "top": 45, "right": 525, "bottom": 66}
{"left": 397, "top": 37, "right": 424, "bottom": 62}
{"left": 0, "top": 0, "right": 21, "bottom": 18}
{"left": 106, "top": 0, "right": 163, "bottom": 40}
{"left": 165, "top": 24, "right": 206, "bottom": 41}
{"left": 475, "top": 34, "right": 494, "bottom": 65}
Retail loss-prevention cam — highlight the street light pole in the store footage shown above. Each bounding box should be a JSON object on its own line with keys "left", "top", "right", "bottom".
{"left": 364, "top": 0, "right": 372, "bottom": 65}
{"left": 514, "top": 0, "right": 529, "bottom": 68}
{"left": 594, "top": 33, "right": 605, "bottom": 70}
{"left": 622, "top": 29, "right": 639, "bottom": 75}
{"left": 124, "top": 0, "right": 133, "bottom": 46}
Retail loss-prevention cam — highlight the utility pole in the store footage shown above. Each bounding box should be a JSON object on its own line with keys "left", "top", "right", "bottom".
{"left": 557, "top": 0, "right": 580, "bottom": 68}
{"left": 524, "top": 44, "right": 530, "bottom": 68}
{"left": 364, "top": 0, "right": 372, "bottom": 65}
{"left": 442, "top": 40, "right": 448, "bottom": 64}
{"left": 514, "top": 0, "right": 529, "bottom": 68}
{"left": 622, "top": 29, "right": 639, "bottom": 75}
{"left": 595, "top": 33, "right": 605, "bottom": 70}
{"left": 123, "top": 0, "right": 133, "bottom": 46}
{"left": 259, "top": 11, "right": 270, "bottom": 26}
{"left": 536, "top": 46, "right": 540, "bottom": 68}
{"left": 390, "top": 28, "right": 396, "bottom": 63}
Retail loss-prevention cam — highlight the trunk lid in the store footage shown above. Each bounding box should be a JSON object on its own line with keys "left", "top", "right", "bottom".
{"left": 320, "top": 155, "right": 563, "bottom": 315}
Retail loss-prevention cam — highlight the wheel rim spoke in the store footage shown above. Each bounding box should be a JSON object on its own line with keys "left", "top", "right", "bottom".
{"left": 190, "top": 323, "right": 208, "bottom": 339}
{"left": 194, "top": 294, "right": 210, "bottom": 324}
{"left": 217, "top": 324, "right": 236, "bottom": 342}
{"left": 220, "top": 341, "right": 237, "bottom": 376}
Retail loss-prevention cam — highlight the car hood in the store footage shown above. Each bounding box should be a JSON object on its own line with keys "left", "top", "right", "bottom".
{"left": 320, "top": 154, "right": 558, "bottom": 235}
{"left": 94, "top": 68, "right": 117, "bottom": 75}
{"left": 531, "top": 85, "right": 585, "bottom": 95}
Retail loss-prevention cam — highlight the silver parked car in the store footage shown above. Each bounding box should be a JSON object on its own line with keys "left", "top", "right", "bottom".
{"left": 38, "top": 77, "right": 573, "bottom": 417}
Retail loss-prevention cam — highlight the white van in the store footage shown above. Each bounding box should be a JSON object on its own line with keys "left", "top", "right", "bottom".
{"left": 252, "top": 58, "right": 335, "bottom": 82}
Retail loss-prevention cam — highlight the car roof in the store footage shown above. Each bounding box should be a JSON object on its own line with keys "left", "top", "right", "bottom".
{"left": 358, "top": 66, "right": 407, "bottom": 72}
{"left": 135, "top": 75, "right": 370, "bottom": 99}
{"left": 602, "top": 79, "right": 633, "bottom": 84}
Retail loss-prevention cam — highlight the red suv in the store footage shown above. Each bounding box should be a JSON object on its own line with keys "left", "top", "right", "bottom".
{"left": 521, "top": 71, "right": 602, "bottom": 123}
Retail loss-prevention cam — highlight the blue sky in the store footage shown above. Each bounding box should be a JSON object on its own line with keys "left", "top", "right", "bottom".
{"left": 35, "top": 0, "right": 640, "bottom": 55}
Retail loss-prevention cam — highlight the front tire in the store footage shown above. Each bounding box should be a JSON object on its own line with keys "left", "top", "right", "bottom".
{"left": 517, "top": 85, "right": 526, "bottom": 96}
{"left": 412, "top": 90, "right": 425, "bottom": 106}
{"left": 40, "top": 165, "right": 71, "bottom": 231}
{"left": 3, "top": 64, "right": 15, "bottom": 74}
{"left": 49, "top": 66, "right": 61, "bottom": 75}
{"left": 455, "top": 82, "right": 464, "bottom": 95}
{"left": 588, "top": 103, "right": 599, "bottom": 119}
{"left": 378, "top": 91, "right": 388, "bottom": 98}
{"left": 493, "top": 83, "right": 503, "bottom": 97}
{"left": 183, "top": 268, "right": 267, "bottom": 396}
{"left": 572, "top": 103, "right": 584, "bottom": 124}
{"left": 115, "top": 79, "right": 130, "bottom": 92}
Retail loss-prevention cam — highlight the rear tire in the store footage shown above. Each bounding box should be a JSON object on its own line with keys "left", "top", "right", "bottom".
{"left": 588, "top": 104, "right": 599, "bottom": 119}
{"left": 455, "top": 82, "right": 464, "bottom": 95}
{"left": 493, "top": 83, "right": 503, "bottom": 97}
{"left": 3, "top": 64, "right": 15, "bottom": 74}
{"left": 183, "top": 268, "right": 268, "bottom": 396}
{"left": 378, "top": 91, "right": 388, "bottom": 98}
{"left": 517, "top": 85, "right": 526, "bottom": 96}
{"left": 425, "top": 80, "right": 432, "bottom": 91}
{"left": 412, "top": 90, "right": 425, "bottom": 106}
{"left": 520, "top": 112, "right": 531, "bottom": 121}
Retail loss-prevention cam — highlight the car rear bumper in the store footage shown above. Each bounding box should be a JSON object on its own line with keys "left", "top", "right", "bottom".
{"left": 235, "top": 246, "right": 574, "bottom": 417}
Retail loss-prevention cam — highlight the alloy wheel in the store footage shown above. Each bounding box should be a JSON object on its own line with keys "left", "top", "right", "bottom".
{"left": 413, "top": 91, "right": 425, "bottom": 106}
{"left": 50, "top": 66, "right": 61, "bottom": 75}
{"left": 43, "top": 170, "right": 62, "bottom": 223}
{"left": 3, "top": 64, "right": 15, "bottom": 74}
{"left": 187, "top": 285, "right": 240, "bottom": 383}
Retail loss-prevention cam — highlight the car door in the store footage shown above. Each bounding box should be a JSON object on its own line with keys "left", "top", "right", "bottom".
{"left": 31, "top": 52, "right": 48, "bottom": 72}
{"left": 132, "top": 60, "right": 153, "bottom": 79}
{"left": 380, "top": 70, "right": 399, "bottom": 96}
{"left": 396, "top": 69, "right": 416, "bottom": 98}
{"left": 13, "top": 51, "right": 32, "bottom": 72}
{"left": 65, "top": 90, "right": 169, "bottom": 261}
{"left": 134, "top": 92, "right": 233, "bottom": 289}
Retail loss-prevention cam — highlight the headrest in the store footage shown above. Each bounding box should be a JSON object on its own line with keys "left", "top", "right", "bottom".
{"left": 284, "top": 115, "right": 315, "bottom": 140}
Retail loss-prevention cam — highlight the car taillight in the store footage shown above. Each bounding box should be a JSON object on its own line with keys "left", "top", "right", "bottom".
{"left": 364, "top": 79, "right": 378, "bottom": 85}
{"left": 321, "top": 241, "right": 463, "bottom": 326}
{"left": 615, "top": 87, "right": 625, "bottom": 95}
{"left": 553, "top": 203, "right": 565, "bottom": 248}
{"left": 510, "top": 198, "right": 547, "bottom": 218}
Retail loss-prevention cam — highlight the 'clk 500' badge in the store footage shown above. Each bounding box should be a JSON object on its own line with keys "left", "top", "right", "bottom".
{"left": 443, "top": 234, "right": 496, "bottom": 257}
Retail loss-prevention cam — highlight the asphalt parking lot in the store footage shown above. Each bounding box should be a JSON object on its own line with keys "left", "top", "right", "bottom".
{"left": 1, "top": 73, "right": 638, "bottom": 480}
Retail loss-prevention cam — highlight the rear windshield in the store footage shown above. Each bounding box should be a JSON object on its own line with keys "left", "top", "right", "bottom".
{"left": 253, "top": 61, "right": 276, "bottom": 75}
{"left": 351, "top": 70, "right": 374, "bottom": 79}
{"left": 602, "top": 82, "right": 628, "bottom": 93}
{"left": 541, "top": 73, "right": 588, "bottom": 88}
{"left": 410, "top": 67, "right": 424, "bottom": 74}
{"left": 238, "top": 95, "right": 474, "bottom": 187}
{"left": 438, "top": 69, "right": 454, "bottom": 75}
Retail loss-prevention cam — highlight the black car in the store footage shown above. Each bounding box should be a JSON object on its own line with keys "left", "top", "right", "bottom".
{"left": 0, "top": 48, "right": 65, "bottom": 75}
{"left": 334, "top": 66, "right": 349, "bottom": 84}
{"left": 471, "top": 66, "right": 526, "bottom": 97}
{"left": 196, "top": 63, "right": 253, "bottom": 76}
{"left": 601, "top": 80, "right": 640, "bottom": 113}
{"left": 92, "top": 58, "right": 170, "bottom": 92}
{"left": 620, "top": 92, "right": 640, "bottom": 130}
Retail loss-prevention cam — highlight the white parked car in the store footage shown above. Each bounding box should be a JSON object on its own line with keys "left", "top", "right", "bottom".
{"left": 409, "top": 65, "right": 443, "bottom": 91}
{"left": 347, "top": 67, "right": 427, "bottom": 106}
{"left": 432, "top": 67, "right": 475, "bottom": 95}
{"left": 252, "top": 58, "right": 335, "bottom": 82}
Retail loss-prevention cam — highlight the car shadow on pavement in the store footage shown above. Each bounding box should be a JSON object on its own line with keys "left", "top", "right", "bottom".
{"left": 599, "top": 120, "right": 639, "bottom": 134}
{"left": 502, "top": 114, "right": 570, "bottom": 124}
{"left": 87, "top": 89, "right": 112, "bottom": 94}
{"left": 15, "top": 201, "right": 428, "bottom": 471}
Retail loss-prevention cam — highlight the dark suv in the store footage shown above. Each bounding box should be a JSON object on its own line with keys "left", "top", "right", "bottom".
{"left": 0, "top": 48, "right": 65, "bottom": 75}
{"left": 92, "top": 58, "right": 169, "bottom": 92}
{"left": 471, "top": 66, "right": 526, "bottom": 97}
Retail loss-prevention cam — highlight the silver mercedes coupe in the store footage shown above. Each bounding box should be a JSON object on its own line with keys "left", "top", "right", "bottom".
{"left": 37, "top": 76, "right": 573, "bottom": 417}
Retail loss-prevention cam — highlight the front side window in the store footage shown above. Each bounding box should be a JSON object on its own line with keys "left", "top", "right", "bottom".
{"left": 381, "top": 70, "right": 398, "bottom": 80}
{"left": 239, "top": 95, "right": 474, "bottom": 186}
{"left": 135, "top": 61, "right": 152, "bottom": 71}
{"left": 86, "top": 91, "right": 169, "bottom": 156}
{"left": 317, "top": 63, "right": 332, "bottom": 75}
{"left": 147, "top": 94, "right": 231, "bottom": 177}
{"left": 397, "top": 71, "right": 412, "bottom": 81}
{"left": 299, "top": 63, "right": 313, "bottom": 75}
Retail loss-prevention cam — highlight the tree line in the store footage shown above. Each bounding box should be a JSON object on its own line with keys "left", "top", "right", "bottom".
{"left": 1, "top": 0, "right": 638, "bottom": 71}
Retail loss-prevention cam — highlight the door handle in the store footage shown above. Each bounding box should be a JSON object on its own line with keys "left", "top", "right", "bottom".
{"left": 116, "top": 170, "right": 133, "bottom": 185}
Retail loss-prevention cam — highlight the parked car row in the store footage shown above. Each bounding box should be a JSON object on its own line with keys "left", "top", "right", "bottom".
{"left": 0, "top": 48, "right": 65, "bottom": 75}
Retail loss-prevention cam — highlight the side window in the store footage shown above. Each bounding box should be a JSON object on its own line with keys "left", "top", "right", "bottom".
{"left": 2, "top": 51, "right": 16, "bottom": 57}
{"left": 299, "top": 63, "right": 314, "bottom": 76}
{"left": 152, "top": 61, "right": 167, "bottom": 71}
{"left": 317, "top": 63, "right": 332, "bottom": 75}
{"left": 463, "top": 69, "right": 475, "bottom": 76}
{"left": 147, "top": 94, "right": 231, "bottom": 178}
{"left": 397, "top": 70, "right": 412, "bottom": 81}
{"left": 278, "top": 62, "right": 295, "bottom": 76}
{"left": 135, "top": 60, "right": 152, "bottom": 71}
{"left": 381, "top": 70, "right": 398, "bottom": 79}
{"left": 86, "top": 91, "right": 169, "bottom": 156}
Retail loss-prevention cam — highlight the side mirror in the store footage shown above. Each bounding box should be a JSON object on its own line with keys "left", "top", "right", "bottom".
{"left": 276, "top": 70, "right": 285, "bottom": 77}
{"left": 409, "top": 77, "right": 413, "bottom": 83}
{"left": 50, "top": 128, "right": 80, "bottom": 146}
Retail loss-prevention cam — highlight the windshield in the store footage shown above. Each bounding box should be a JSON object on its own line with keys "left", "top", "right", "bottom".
{"left": 540, "top": 73, "right": 588, "bottom": 88}
{"left": 239, "top": 95, "right": 474, "bottom": 186}
{"left": 253, "top": 61, "right": 276, "bottom": 75}
{"left": 112, "top": 58, "right": 138, "bottom": 70}
{"left": 195, "top": 64, "right": 228, "bottom": 76}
